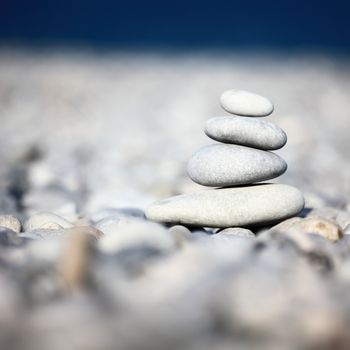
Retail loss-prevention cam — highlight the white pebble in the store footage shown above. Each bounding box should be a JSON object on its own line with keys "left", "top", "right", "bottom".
{"left": 98, "top": 221, "right": 175, "bottom": 254}
{"left": 24, "top": 212, "right": 73, "bottom": 231}
{"left": 220, "top": 89, "right": 274, "bottom": 117}
{"left": 0, "top": 215, "right": 22, "bottom": 233}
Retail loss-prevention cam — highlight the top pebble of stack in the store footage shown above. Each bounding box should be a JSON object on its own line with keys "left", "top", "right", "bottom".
{"left": 220, "top": 89, "right": 274, "bottom": 117}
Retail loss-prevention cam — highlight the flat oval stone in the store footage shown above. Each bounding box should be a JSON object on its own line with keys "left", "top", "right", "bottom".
{"left": 205, "top": 116, "right": 287, "bottom": 150}
{"left": 145, "top": 184, "right": 304, "bottom": 228}
{"left": 187, "top": 144, "right": 287, "bottom": 187}
{"left": 220, "top": 89, "right": 274, "bottom": 117}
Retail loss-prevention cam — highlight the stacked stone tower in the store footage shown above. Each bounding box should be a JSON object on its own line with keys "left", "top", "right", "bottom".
{"left": 146, "top": 89, "right": 304, "bottom": 228}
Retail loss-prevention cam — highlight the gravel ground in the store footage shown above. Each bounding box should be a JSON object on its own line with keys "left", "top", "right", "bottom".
{"left": 0, "top": 48, "right": 350, "bottom": 349}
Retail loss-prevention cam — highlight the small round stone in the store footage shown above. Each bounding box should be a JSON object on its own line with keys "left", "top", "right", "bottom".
{"left": 217, "top": 227, "right": 255, "bottom": 238}
{"left": 91, "top": 207, "right": 145, "bottom": 223}
{"left": 168, "top": 225, "right": 193, "bottom": 247}
{"left": 298, "top": 217, "right": 343, "bottom": 242}
{"left": 98, "top": 221, "right": 175, "bottom": 254}
{"left": 306, "top": 207, "right": 350, "bottom": 230}
{"left": 24, "top": 212, "right": 74, "bottom": 231}
{"left": 220, "top": 89, "right": 274, "bottom": 117}
{"left": 187, "top": 144, "right": 287, "bottom": 187}
{"left": 271, "top": 216, "right": 343, "bottom": 242}
{"left": 94, "top": 214, "right": 143, "bottom": 235}
{"left": 0, "top": 215, "right": 22, "bottom": 233}
{"left": 205, "top": 116, "right": 287, "bottom": 150}
{"left": 146, "top": 184, "right": 304, "bottom": 228}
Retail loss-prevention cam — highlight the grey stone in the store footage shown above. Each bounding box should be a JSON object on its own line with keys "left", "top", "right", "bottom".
{"left": 220, "top": 89, "right": 274, "bottom": 117}
{"left": 94, "top": 215, "right": 122, "bottom": 235}
{"left": 217, "top": 227, "right": 255, "bottom": 238}
{"left": 306, "top": 207, "right": 350, "bottom": 230}
{"left": 195, "top": 231, "right": 255, "bottom": 247}
{"left": 187, "top": 144, "right": 287, "bottom": 187}
{"left": 94, "top": 214, "right": 144, "bottom": 235}
{"left": 91, "top": 207, "right": 145, "bottom": 223}
{"left": 98, "top": 221, "right": 175, "bottom": 254}
{"left": 168, "top": 225, "right": 192, "bottom": 236}
{"left": 20, "top": 228, "right": 67, "bottom": 240}
{"left": 271, "top": 216, "right": 343, "bottom": 242}
{"left": 146, "top": 184, "right": 304, "bottom": 228}
{"left": 168, "top": 225, "right": 193, "bottom": 247}
{"left": 296, "top": 217, "right": 343, "bottom": 242}
{"left": 0, "top": 215, "right": 21, "bottom": 233}
{"left": 24, "top": 212, "right": 74, "bottom": 231}
{"left": 260, "top": 227, "right": 332, "bottom": 254}
{"left": 205, "top": 116, "right": 287, "bottom": 150}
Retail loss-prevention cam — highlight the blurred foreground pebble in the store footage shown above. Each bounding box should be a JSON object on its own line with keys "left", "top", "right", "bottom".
{"left": 0, "top": 207, "right": 348, "bottom": 349}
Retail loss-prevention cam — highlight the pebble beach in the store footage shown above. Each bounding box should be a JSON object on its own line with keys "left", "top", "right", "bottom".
{"left": 0, "top": 48, "right": 350, "bottom": 349}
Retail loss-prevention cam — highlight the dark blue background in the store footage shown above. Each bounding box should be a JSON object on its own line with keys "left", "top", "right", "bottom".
{"left": 1, "top": 0, "right": 350, "bottom": 51}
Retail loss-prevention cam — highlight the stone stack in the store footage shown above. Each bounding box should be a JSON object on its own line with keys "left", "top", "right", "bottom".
{"left": 146, "top": 89, "right": 304, "bottom": 228}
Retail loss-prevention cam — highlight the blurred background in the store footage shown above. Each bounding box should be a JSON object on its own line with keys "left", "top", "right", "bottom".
{"left": 1, "top": 0, "right": 350, "bottom": 51}
{"left": 0, "top": 0, "right": 349, "bottom": 219}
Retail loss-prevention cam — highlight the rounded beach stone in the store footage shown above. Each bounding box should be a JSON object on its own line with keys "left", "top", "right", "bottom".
{"left": 98, "top": 221, "right": 175, "bottom": 254}
{"left": 204, "top": 116, "right": 287, "bottom": 150}
{"left": 187, "top": 144, "right": 287, "bottom": 187}
{"left": 24, "top": 212, "right": 74, "bottom": 231}
{"left": 270, "top": 216, "right": 343, "bottom": 242}
{"left": 0, "top": 215, "right": 22, "bottom": 233}
{"left": 20, "top": 228, "right": 67, "bottom": 240}
{"left": 94, "top": 214, "right": 143, "bottom": 235}
{"left": 168, "top": 225, "right": 193, "bottom": 247}
{"left": 220, "top": 89, "right": 274, "bottom": 117}
{"left": 146, "top": 183, "right": 304, "bottom": 228}
{"left": 91, "top": 207, "right": 145, "bottom": 223}
{"left": 298, "top": 217, "right": 343, "bottom": 242}
{"left": 217, "top": 227, "right": 255, "bottom": 238}
{"left": 306, "top": 207, "right": 350, "bottom": 230}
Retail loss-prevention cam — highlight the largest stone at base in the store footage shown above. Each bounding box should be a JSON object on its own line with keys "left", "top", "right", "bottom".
{"left": 145, "top": 183, "right": 304, "bottom": 228}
